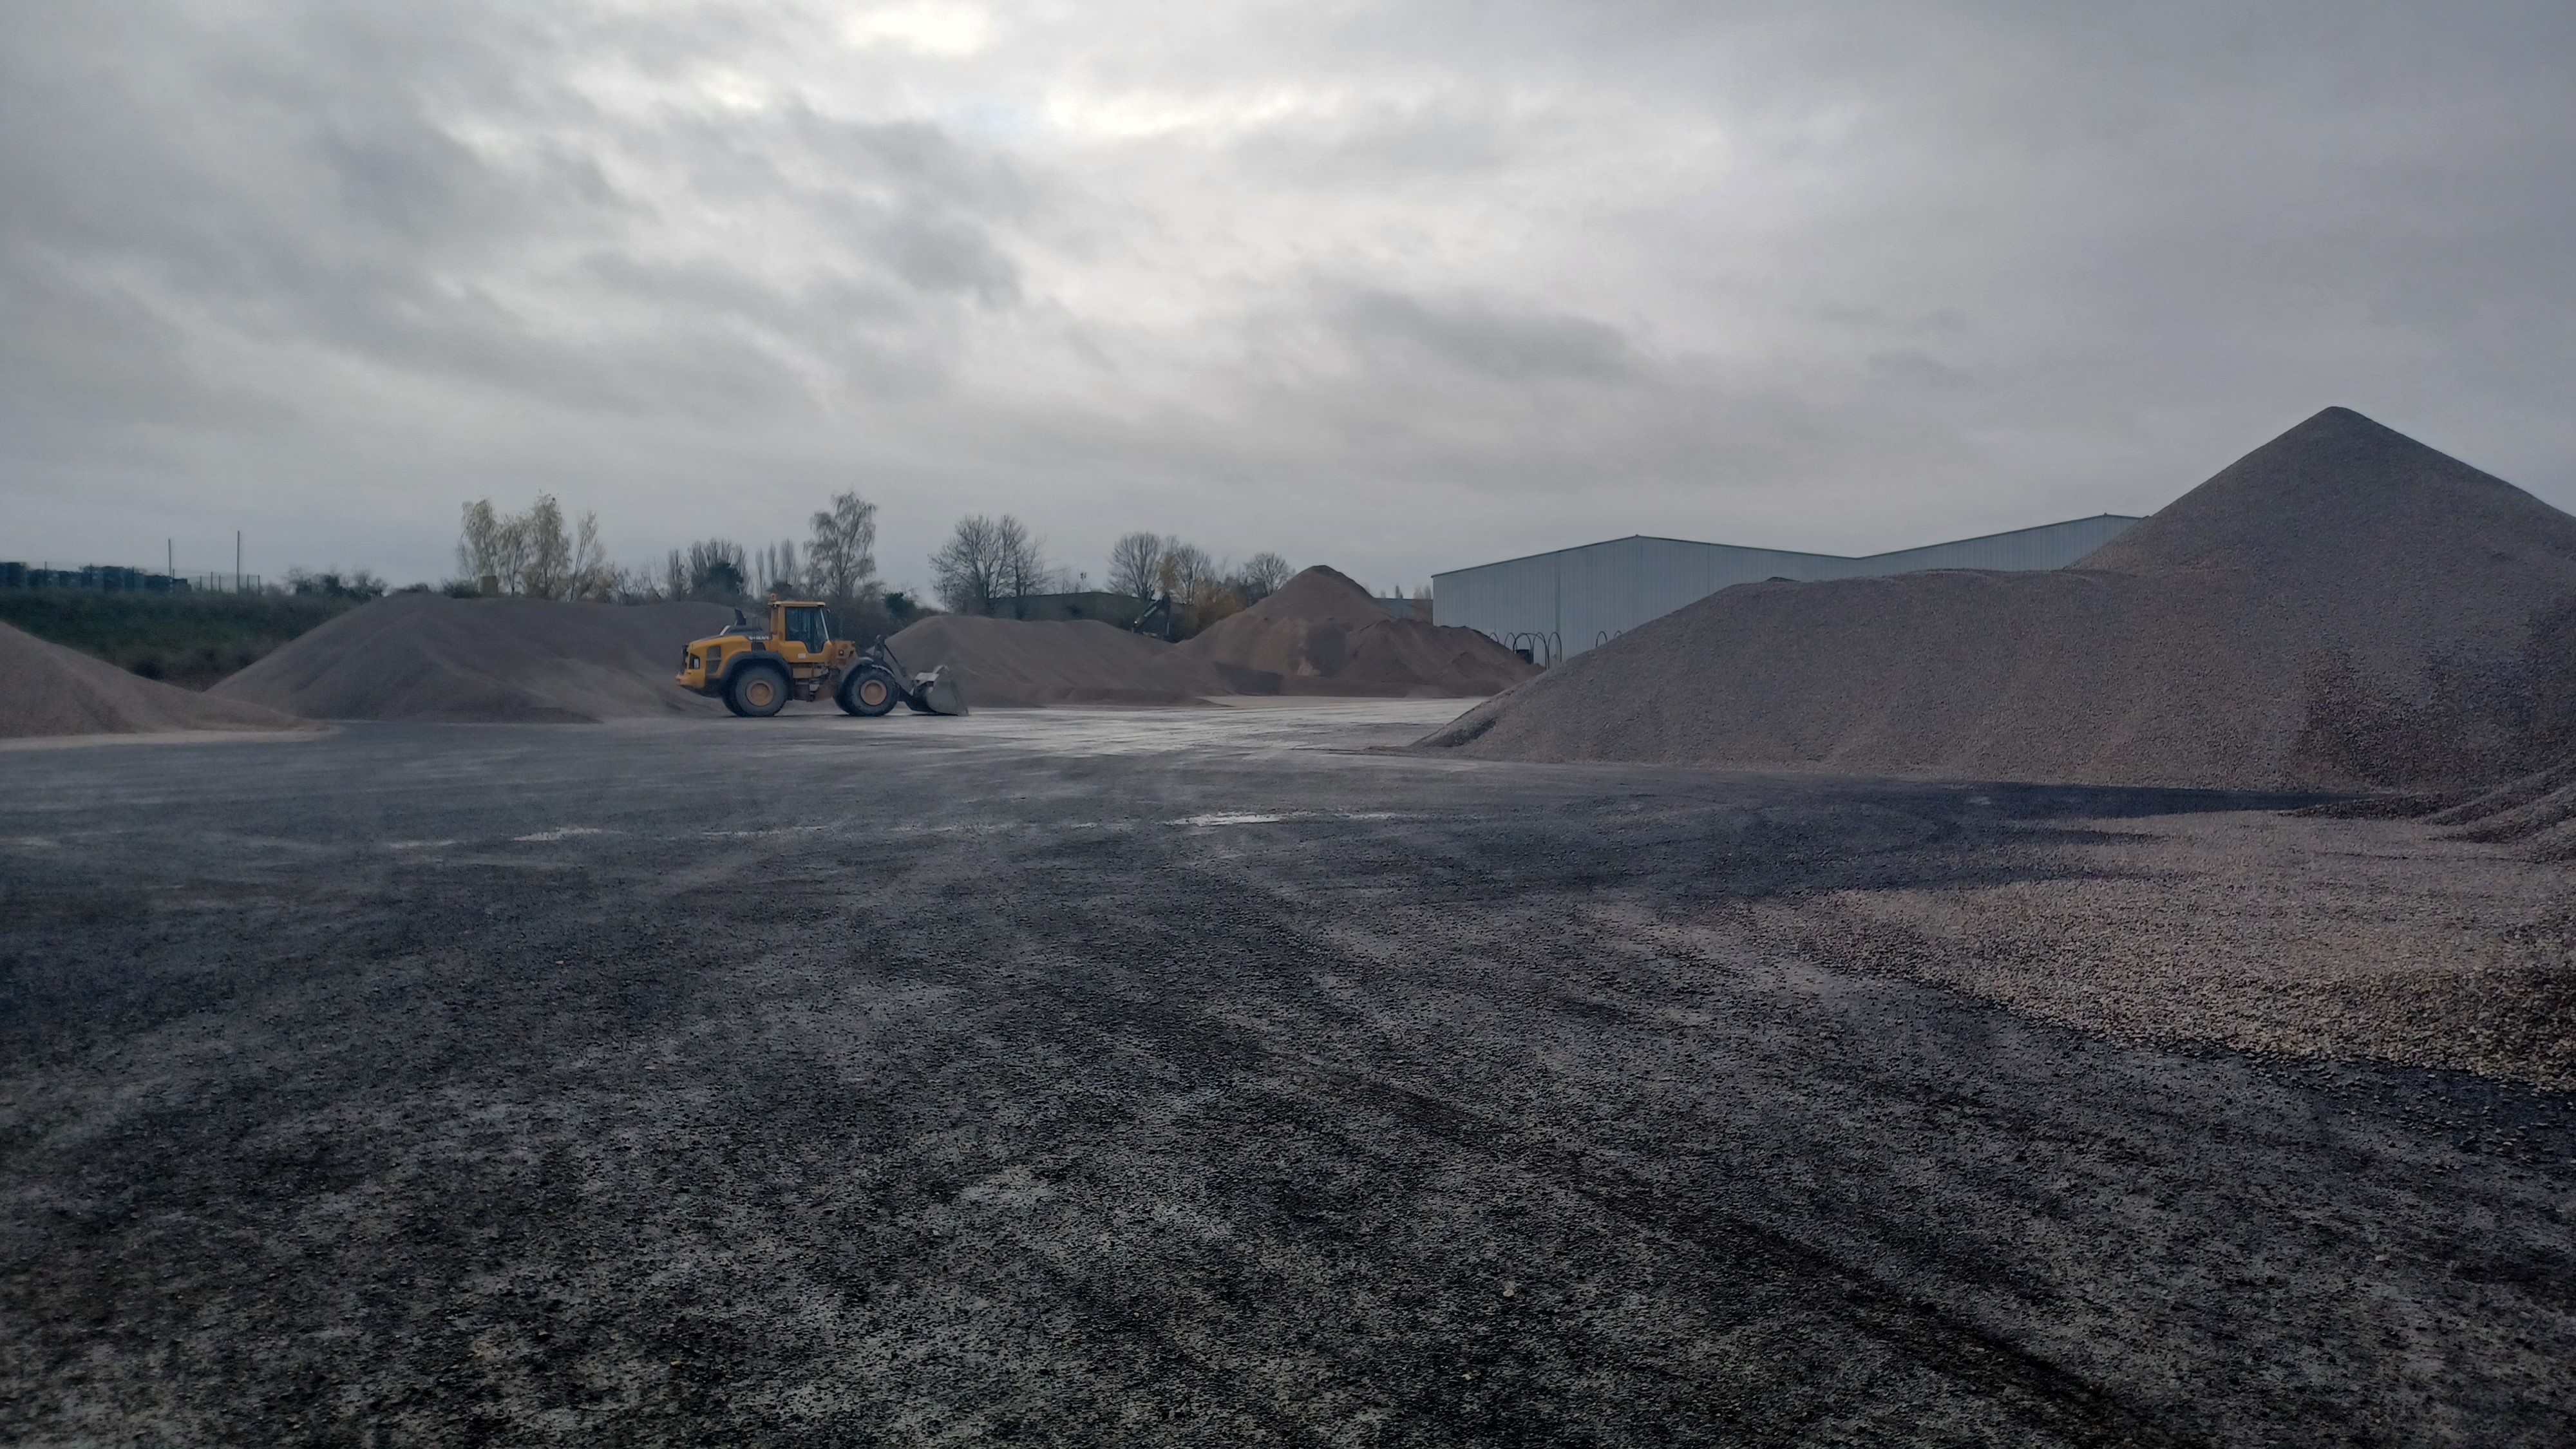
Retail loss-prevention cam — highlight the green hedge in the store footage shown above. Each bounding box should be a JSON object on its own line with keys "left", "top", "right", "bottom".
{"left": 0, "top": 590, "right": 368, "bottom": 690}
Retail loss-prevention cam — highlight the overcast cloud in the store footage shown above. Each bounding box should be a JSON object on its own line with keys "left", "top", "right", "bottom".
{"left": 5, "top": 0, "right": 2571, "bottom": 593}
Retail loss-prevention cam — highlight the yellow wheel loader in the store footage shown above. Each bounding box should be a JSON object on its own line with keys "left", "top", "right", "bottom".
{"left": 676, "top": 598, "right": 967, "bottom": 719}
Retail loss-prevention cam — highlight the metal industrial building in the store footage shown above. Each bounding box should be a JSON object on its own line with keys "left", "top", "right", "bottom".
{"left": 1433, "top": 514, "right": 2142, "bottom": 662}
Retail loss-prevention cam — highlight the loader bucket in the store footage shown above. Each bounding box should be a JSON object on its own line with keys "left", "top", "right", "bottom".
{"left": 906, "top": 667, "right": 969, "bottom": 716}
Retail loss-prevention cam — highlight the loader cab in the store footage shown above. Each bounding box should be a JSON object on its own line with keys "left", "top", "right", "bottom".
{"left": 777, "top": 603, "right": 832, "bottom": 653}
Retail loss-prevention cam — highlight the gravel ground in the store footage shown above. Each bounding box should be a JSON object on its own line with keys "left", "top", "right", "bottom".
{"left": 1750, "top": 810, "right": 2576, "bottom": 1088}
{"left": 3, "top": 704, "right": 2572, "bottom": 1446}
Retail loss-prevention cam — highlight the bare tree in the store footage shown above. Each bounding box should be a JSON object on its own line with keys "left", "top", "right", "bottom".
{"left": 456, "top": 497, "right": 533, "bottom": 594}
{"left": 573, "top": 513, "right": 616, "bottom": 599}
{"left": 520, "top": 495, "right": 571, "bottom": 599}
{"left": 1237, "top": 551, "right": 1294, "bottom": 601}
{"left": 496, "top": 517, "right": 534, "bottom": 592}
{"left": 459, "top": 495, "right": 592, "bottom": 597}
{"left": 686, "top": 540, "right": 749, "bottom": 602}
{"left": 1156, "top": 538, "right": 1214, "bottom": 600}
{"left": 930, "top": 515, "right": 1009, "bottom": 614}
{"left": 808, "top": 491, "right": 879, "bottom": 603}
{"left": 753, "top": 539, "right": 802, "bottom": 598}
{"left": 607, "top": 564, "right": 659, "bottom": 603}
{"left": 663, "top": 549, "right": 688, "bottom": 601}
{"left": 457, "top": 500, "right": 504, "bottom": 590}
{"left": 996, "top": 516, "right": 1052, "bottom": 609}
{"left": 1106, "top": 531, "right": 1165, "bottom": 599}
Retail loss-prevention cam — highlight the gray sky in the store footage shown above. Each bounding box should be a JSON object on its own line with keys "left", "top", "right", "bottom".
{"left": 5, "top": 1, "right": 2572, "bottom": 597}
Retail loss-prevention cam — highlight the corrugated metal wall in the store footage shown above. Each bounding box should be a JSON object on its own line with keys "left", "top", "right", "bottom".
{"left": 1433, "top": 514, "right": 2141, "bottom": 660}
{"left": 1850, "top": 513, "right": 2141, "bottom": 574}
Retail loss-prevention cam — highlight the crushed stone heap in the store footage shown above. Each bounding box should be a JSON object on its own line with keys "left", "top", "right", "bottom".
{"left": 211, "top": 594, "right": 739, "bottom": 723}
{"left": 1423, "top": 408, "right": 2576, "bottom": 790}
{"left": 1181, "top": 566, "right": 1540, "bottom": 697}
{"left": 0, "top": 620, "right": 312, "bottom": 739}
{"left": 884, "top": 615, "right": 1238, "bottom": 708}
{"left": 2427, "top": 756, "right": 2576, "bottom": 860}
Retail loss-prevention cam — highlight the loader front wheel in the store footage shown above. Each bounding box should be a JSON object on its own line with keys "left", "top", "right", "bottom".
{"left": 728, "top": 661, "right": 790, "bottom": 717}
{"left": 838, "top": 665, "right": 900, "bottom": 717}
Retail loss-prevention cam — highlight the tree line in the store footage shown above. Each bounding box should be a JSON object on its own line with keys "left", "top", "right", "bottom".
{"left": 455, "top": 491, "right": 893, "bottom": 608}
{"left": 930, "top": 516, "right": 1293, "bottom": 633}
{"left": 457, "top": 493, "right": 1311, "bottom": 639}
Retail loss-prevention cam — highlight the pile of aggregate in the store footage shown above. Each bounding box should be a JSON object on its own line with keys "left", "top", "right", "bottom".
{"left": 0, "top": 620, "right": 312, "bottom": 739}
{"left": 2423, "top": 757, "right": 2576, "bottom": 860}
{"left": 1182, "top": 566, "right": 1539, "bottom": 697}
{"left": 2404, "top": 597, "right": 2576, "bottom": 855}
{"left": 210, "top": 593, "right": 737, "bottom": 723}
{"left": 1426, "top": 408, "right": 2576, "bottom": 790}
{"left": 883, "top": 615, "right": 1238, "bottom": 708}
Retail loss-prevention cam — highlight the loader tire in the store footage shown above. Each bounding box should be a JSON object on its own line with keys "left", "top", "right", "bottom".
{"left": 838, "top": 665, "right": 900, "bottom": 717}
{"left": 727, "top": 661, "right": 790, "bottom": 717}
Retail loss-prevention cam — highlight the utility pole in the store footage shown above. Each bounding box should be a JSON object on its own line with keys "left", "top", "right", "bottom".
{"left": 236, "top": 531, "right": 243, "bottom": 592}
{"left": 167, "top": 539, "right": 173, "bottom": 578}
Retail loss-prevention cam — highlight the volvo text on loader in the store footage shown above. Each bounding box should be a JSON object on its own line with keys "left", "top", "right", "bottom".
{"left": 676, "top": 598, "right": 966, "bottom": 718}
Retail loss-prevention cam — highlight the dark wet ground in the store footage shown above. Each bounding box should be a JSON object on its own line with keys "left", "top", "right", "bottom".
{"left": 2, "top": 705, "right": 2570, "bottom": 1446}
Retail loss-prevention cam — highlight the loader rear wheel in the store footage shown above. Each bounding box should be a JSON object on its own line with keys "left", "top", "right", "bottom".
{"left": 838, "top": 665, "right": 900, "bottom": 717}
{"left": 727, "top": 661, "right": 790, "bottom": 717}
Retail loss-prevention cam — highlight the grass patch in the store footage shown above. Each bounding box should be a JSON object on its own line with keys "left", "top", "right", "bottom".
{"left": 0, "top": 591, "right": 368, "bottom": 689}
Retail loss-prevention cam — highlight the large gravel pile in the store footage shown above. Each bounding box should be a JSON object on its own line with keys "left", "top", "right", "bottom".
{"left": 211, "top": 594, "right": 737, "bottom": 723}
{"left": 1184, "top": 566, "right": 1539, "bottom": 697}
{"left": 885, "top": 615, "right": 1237, "bottom": 708}
{"left": 1426, "top": 408, "right": 2576, "bottom": 789}
{"left": 0, "top": 621, "right": 310, "bottom": 739}
{"left": 2417, "top": 596, "right": 2576, "bottom": 855}
{"left": 2425, "top": 755, "right": 2576, "bottom": 859}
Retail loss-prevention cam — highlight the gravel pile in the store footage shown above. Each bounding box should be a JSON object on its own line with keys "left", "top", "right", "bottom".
{"left": 1426, "top": 408, "right": 2576, "bottom": 789}
{"left": 1184, "top": 566, "right": 1539, "bottom": 697}
{"left": 211, "top": 594, "right": 737, "bottom": 723}
{"left": 2426, "top": 755, "right": 2576, "bottom": 859}
{"left": 0, "top": 621, "right": 312, "bottom": 739}
{"left": 884, "top": 615, "right": 1237, "bottom": 708}
{"left": 2416, "top": 595, "right": 2576, "bottom": 855}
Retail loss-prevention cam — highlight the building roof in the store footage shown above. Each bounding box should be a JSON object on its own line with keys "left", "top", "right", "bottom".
{"left": 1432, "top": 514, "right": 2147, "bottom": 580}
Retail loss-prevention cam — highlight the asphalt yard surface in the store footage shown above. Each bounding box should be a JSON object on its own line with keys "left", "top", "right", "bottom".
{"left": 3, "top": 703, "right": 2571, "bottom": 1446}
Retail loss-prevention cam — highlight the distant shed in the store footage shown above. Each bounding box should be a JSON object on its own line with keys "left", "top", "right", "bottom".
{"left": 1434, "top": 514, "right": 2141, "bottom": 661}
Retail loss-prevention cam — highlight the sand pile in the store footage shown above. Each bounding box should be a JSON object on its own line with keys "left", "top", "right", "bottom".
{"left": 0, "top": 621, "right": 310, "bottom": 739}
{"left": 1182, "top": 567, "right": 1540, "bottom": 697}
{"left": 211, "top": 594, "right": 738, "bottom": 723}
{"left": 884, "top": 615, "right": 1238, "bottom": 708}
{"left": 1425, "top": 408, "right": 2576, "bottom": 790}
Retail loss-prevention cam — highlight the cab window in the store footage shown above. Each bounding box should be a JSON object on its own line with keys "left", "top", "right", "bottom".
{"left": 783, "top": 607, "right": 826, "bottom": 649}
